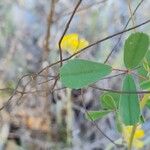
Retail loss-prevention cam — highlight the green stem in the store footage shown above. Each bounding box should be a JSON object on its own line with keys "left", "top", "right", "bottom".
{"left": 128, "top": 125, "right": 137, "bottom": 150}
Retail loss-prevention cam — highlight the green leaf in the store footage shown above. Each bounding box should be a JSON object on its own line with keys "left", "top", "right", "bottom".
{"left": 101, "top": 94, "right": 116, "bottom": 110}
{"left": 85, "top": 110, "right": 111, "bottom": 121}
{"left": 101, "top": 92, "right": 120, "bottom": 109}
{"left": 140, "top": 80, "right": 150, "bottom": 90}
{"left": 60, "top": 59, "right": 112, "bottom": 89}
{"left": 119, "top": 75, "right": 141, "bottom": 125}
{"left": 124, "top": 32, "right": 149, "bottom": 69}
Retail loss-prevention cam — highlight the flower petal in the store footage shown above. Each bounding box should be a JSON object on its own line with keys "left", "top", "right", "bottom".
{"left": 78, "top": 38, "right": 89, "bottom": 50}
{"left": 61, "top": 33, "right": 78, "bottom": 51}
{"left": 134, "top": 129, "right": 144, "bottom": 139}
{"left": 60, "top": 33, "right": 89, "bottom": 55}
{"left": 133, "top": 139, "right": 144, "bottom": 149}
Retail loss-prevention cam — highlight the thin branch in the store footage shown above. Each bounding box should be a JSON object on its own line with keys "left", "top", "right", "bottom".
{"left": 16, "top": 79, "right": 32, "bottom": 105}
{"left": 101, "top": 72, "right": 125, "bottom": 80}
{"left": 0, "top": 74, "right": 31, "bottom": 111}
{"left": 64, "top": 19, "right": 150, "bottom": 60}
{"left": 90, "top": 85, "right": 150, "bottom": 94}
{"left": 104, "top": 0, "right": 144, "bottom": 63}
{"left": 58, "top": 0, "right": 83, "bottom": 66}
{"left": 38, "top": 78, "right": 55, "bottom": 85}
{"left": 43, "top": 0, "right": 55, "bottom": 57}
{"left": 132, "top": 72, "right": 148, "bottom": 80}
{"left": 80, "top": 90, "right": 124, "bottom": 147}
{"left": 39, "top": 19, "right": 150, "bottom": 75}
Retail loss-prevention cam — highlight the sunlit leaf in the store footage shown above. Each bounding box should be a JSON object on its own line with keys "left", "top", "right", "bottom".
{"left": 119, "top": 75, "right": 140, "bottom": 125}
{"left": 60, "top": 59, "right": 112, "bottom": 89}
{"left": 124, "top": 32, "right": 149, "bottom": 69}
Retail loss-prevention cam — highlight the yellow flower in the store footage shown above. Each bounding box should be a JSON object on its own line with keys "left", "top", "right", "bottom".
{"left": 123, "top": 126, "right": 144, "bottom": 149}
{"left": 60, "top": 33, "right": 89, "bottom": 54}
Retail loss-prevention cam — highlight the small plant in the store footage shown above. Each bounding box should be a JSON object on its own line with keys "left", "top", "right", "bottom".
{"left": 1, "top": 1, "right": 150, "bottom": 150}
{"left": 60, "top": 32, "right": 150, "bottom": 149}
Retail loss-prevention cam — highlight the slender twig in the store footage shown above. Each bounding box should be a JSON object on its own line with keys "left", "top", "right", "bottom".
{"left": 43, "top": 0, "right": 55, "bottom": 57}
{"left": 90, "top": 85, "right": 150, "bottom": 94}
{"left": 64, "top": 19, "right": 150, "bottom": 60}
{"left": 0, "top": 73, "right": 125, "bottom": 95}
{"left": 132, "top": 72, "right": 148, "bottom": 80}
{"left": 16, "top": 78, "right": 32, "bottom": 105}
{"left": 39, "top": 19, "right": 150, "bottom": 75}
{"left": 58, "top": 0, "right": 83, "bottom": 66}
{"left": 0, "top": 74, "right": 31, "bottom": 111}
{"left": 43, "top": 0, "right": 56, "bottom": 138}
{"left": 51, "top": 0, "right": 83, "bottom": 94}
{"left": 38, "top": 78, "right": 55, "bottom": 85}
{"left": 80, "top": 90, "right": 124, "bottom": 147}
{"left": 101, "top": 72, "right": 125, "bottom": 80}
{"left": 104, "top": 0, "right": 144, "bottom": 63}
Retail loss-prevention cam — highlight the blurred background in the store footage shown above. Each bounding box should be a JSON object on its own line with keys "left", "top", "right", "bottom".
{"left": 0, "top": 0, "right": 150, "bottom": 149}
